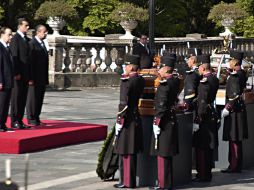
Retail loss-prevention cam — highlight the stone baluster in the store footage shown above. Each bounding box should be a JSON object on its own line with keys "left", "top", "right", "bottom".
{"left": 80, "top": 49, "right": 88, "bottom": 72}
{"left": 115, "top": 47, "right": 125, "bottom": 74}
{"left": 74, "top": 46, "right": 82, "bottom": 72}
{"left": 69, "top": 48, "right": 76, "bottom": 72}
{"left": 94, "top": 46, "right": 103, "bottom": 72}
{"left": 104, "top": 46, "right": 113, "bottom": 72}
{"left": 85, "top": 47, "right": 93, "bottom": 73}
{"left": 63, "top": 46, "right": 71, "bottom": 73}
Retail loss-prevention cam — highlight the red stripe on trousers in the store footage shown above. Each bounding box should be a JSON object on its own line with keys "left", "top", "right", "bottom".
{"left": 230, "top": 141, "right": 238, "bottom": 170}
{"left": 158, "top": 155, "right": 165, "bottom": 188}
{"left": 123, "top": 155, "right": 131, "bottom": 187}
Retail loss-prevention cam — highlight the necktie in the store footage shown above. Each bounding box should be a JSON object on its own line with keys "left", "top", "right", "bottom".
{"left": 41, "top": 41, "right": 48, "bottom": 54}
{"left": 6, "top": 46, "right": 11, "bottom": 55}
{"left": 145, "top": 44, "right": 149, "bottom": 54}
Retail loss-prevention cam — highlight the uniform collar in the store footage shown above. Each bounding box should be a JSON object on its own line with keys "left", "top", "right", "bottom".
{"left": 159, "top": 74, "right": 173, "bottom": 83}
{"left": 203, "top": 72, "right": 212, "bottom": 77}
{"left": 129, "top": 72, "right": 138, "bottom": 78}
{"left": 235, "top": 66, "right": 241, "bottom": 71}
{"left": 186, "top": 66, "right": 198, "bottom": 73}
{"left": 120, "top": 72, "right": 138, "bottom": 81}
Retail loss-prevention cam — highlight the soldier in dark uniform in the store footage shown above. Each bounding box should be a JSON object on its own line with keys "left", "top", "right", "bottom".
{"left": 221, "top": 51, "right": 248, "bottom": 173}
{"left": 193, "top": 54, "right": 219, "bottom": 182}
{"left": 149, "top": 55, "right": 180, "bottom": 190}
{"left": 182, "top": 48, "right": 202, "bottom": 112}
{"left": 133, "top": 34, "right": 153, "bottom": 69}
{"left": 113, "top": 54, "right": 145, "bottom": 188}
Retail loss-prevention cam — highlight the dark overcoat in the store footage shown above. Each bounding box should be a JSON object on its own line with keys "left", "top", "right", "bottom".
{"left": 150, "top": 75, "right": 180, "bottom": 157}
{"left": 193, "top": 74, "right": 219, "bottom": 150}
{"left": 223, "top": 70, "right": 248, "bottom": 141}
{"left": 114, "top": 74, "right": 145, "bottom": 155}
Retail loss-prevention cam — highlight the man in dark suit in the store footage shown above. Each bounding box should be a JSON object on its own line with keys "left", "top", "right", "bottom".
{"left": 10, "top": 18, "right": 31, "bottom": 129}
{"left": 133, "top": 34, "right": 153, "bottom": 69}
{"left": 0, "top": 27, "right": 14, "bottom": 132}
{"left": 26, "top": 25, "right": 49, "bottom": 126}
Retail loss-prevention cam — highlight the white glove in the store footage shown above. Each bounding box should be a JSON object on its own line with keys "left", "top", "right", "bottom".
{"left": 221, "top": 108, "right": 230, "bottom": 118}
{"left": 193, "top": 123, "right": 199, "bottom": 132}
{"left": 153, "top": 124, "right": 161, "bottom": 137}
{"left": 115, "top": 123, "right": 123, "bottom": 136}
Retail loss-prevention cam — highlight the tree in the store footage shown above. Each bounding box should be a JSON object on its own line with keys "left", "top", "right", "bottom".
{"left": 236, "top": 0, "right": 254, "bottom": 37}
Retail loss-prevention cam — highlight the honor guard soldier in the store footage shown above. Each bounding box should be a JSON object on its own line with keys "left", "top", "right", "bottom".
{"left": 149, "top": 55, "right": 180, "bottom": 190}
{"left": 193, "top": 54, "right": 219, "bottom": 182}
{"left": 114, "top": 54, "right": 145, "bottom": 188}
{"left": 182, "top": 48, "right": 202, "bottom": 112}
{"left": 221, "top": 51, "right": 248, "bottom": 173}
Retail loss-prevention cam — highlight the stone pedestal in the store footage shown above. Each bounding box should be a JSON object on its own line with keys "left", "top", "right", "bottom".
{"left": 47, "top": 35, "right": 67, "bottom": 89}
{"left": 136, "top": 113, "right": 193, "bottom": 187}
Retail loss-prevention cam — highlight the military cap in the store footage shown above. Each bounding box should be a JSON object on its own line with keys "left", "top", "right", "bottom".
{"left": 168, "top": 52, "right": 177, "bottom": 60}
{"left": 197, "top": 54, "right": 210, "bottom": 65}
{"left": 229, "top": 50, "right": 244, "bottom": 62}
{"left": 124, "top": 54, "right": 140, "bottom": 65}
{"left": 160, "top": 55, "right": 176, "bottom": 68}
{"left": 0, "top": 181, "right": 18, "bottom": 190}
{"left": 187, "top": 48, "right": 202, "bottom": 57}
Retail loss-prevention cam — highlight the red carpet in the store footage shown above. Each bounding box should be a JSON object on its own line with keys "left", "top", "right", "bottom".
{"left": 0, "top": 118, "right": 107, "bottom": 154}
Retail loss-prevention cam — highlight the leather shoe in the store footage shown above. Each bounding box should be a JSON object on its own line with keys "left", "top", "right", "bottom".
{"left": 20, "top": 123, "right": 31, "bottom": 129}
{"left": 192, "top": 177, "right": 211, "bottom": 183}
{"left": 113, "top": 184, "right": 126, "bottom": 188}
{"left": 0, "top": 125, "right": 14, "bottom": 132}
{"left": 149, "top": 186, "right": 172, "bottom": 190}
{"left": 221, "top": 168, "right": 241, "bottom": 173}
{"left": 11, "top": 122, "right": 21, "bottom": 129}
{"left": 28, "top": 119, "right": 40, "bottom": 126}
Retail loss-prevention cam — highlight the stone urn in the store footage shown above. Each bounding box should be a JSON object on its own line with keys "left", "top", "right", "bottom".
{"left": 47, "top": 16, "right": 66, "bottom": 36}
{"left": 119, "top": 20, "right": 138, "bottom": 39}
{"left": 219, "top": 18, "right": 235, "bottom": 38}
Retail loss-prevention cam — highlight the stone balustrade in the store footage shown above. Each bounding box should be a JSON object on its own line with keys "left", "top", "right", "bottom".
{"left": 47, "top": 34, "right": 254, "bottom": 88}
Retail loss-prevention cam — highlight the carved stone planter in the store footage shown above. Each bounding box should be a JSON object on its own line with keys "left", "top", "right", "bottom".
{"left": 119, "top": 20, "right": 138, "bottom": 39}
{"left": 47, "top": 16, "right": 66, "bottom": 36}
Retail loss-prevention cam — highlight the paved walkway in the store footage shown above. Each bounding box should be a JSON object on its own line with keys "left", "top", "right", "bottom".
{"left": 0, "top": 88, "right": 253, "bottom": 190}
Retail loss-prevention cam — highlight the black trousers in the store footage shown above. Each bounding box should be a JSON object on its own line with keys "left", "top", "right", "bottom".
{"left": 26, "top": 85, "right": 46, "bottom": 121}
{"left": 0, "top": 89, "right": 12, "bottom": 126}
{"left": 195, "top": 147, "right": 213, "bottom": 180}
{"left": 11, "top": 80, "right": 28, "bottom": 123}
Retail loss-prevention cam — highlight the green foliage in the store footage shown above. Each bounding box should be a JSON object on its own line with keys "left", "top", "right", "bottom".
{"left": 242, "top": 16, "right": 254, "bottom": 37}
{"left": 82, "top": 0, "right": 119, "bottom": 35}
{"left": 0, "top": 6, "right": 4, "bottom": 21}
{"left": 109, "top": 2, "right": 148, "bottom": 22}
{"left": 35, "top": 0, "right": 78, "bottom": 20}
{"left": 235, "top": 0, "right": 254, "bottom": 37}
{"left": 96, "top": 124, "right": 116, "bottom": 180}
{"left": 208, "top": 2, "right": 247, "bottom": 23}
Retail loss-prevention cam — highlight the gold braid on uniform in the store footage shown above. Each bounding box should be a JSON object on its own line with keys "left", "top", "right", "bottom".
{"left": 96, "top": 124, "right": 116, "bottom": 180}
